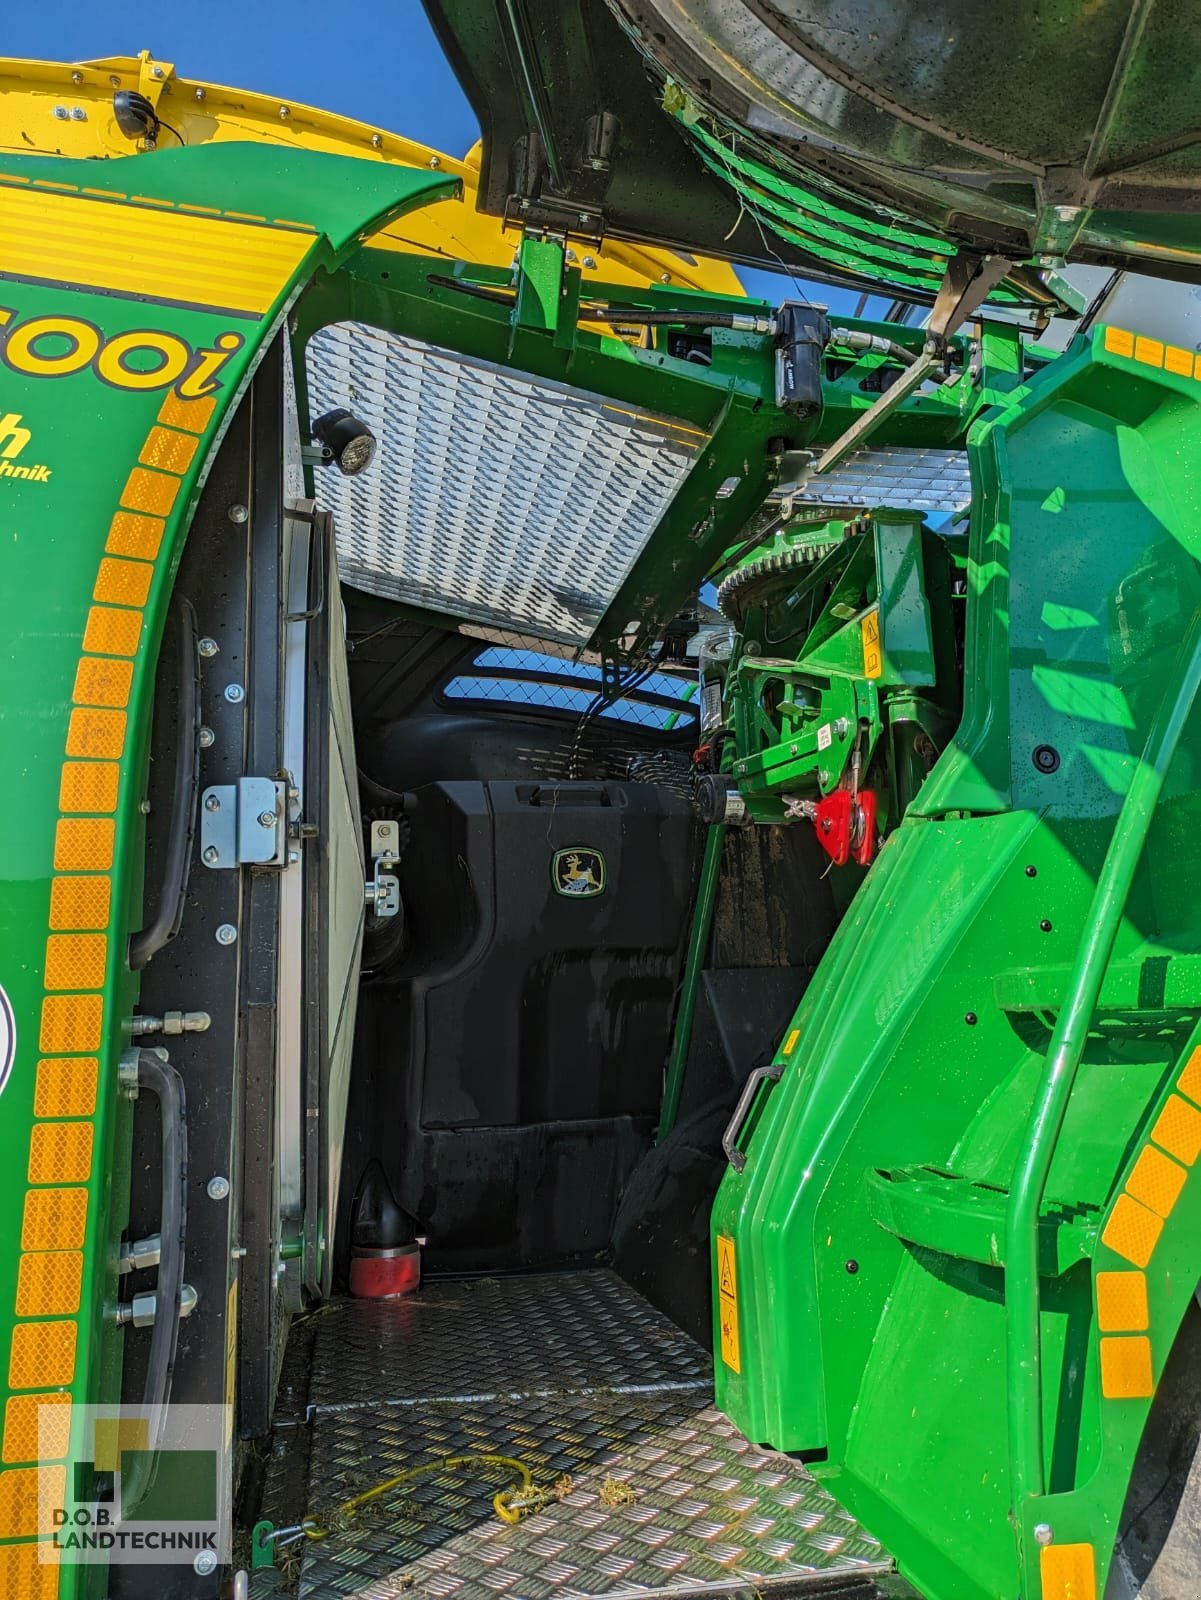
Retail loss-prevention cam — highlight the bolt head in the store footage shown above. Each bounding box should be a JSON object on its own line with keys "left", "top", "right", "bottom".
{"left": 198, "top": 725, "right": 215, "bottom": 748}
{"left": 207, "top": 1175, "right": 231, "bottom": 1201}
{"left": 139, "top": 799, "right": 152, "bottom": 814}
{"left": 198, "top": 636, "right": 219, "bottom": 658}
{"left": 195, "top": 86, "right": 206, "bottom": 101}
{"left": 224, "top": 683, "right": 245, "bottom": 704}
{"left": 371, "top": 132, "right": 383, "bottom": 149}
{"left": 194, "top": 1550, "right": 218, "bottom": 1575}
{"left": 202, "top": 846, "right": 219, "bottom": 865}
{"left": 152, "top": 65, "right": 165, "bottom": 79}
{"left": 257, "top": 810, "right": 276, "bottom": 829}
{"left": 429, "top": 154, "right": 441, "bottom": 168}
{"left": 228, "top": 503, "right": 249, "bottom": 524}
{"left": 204, "top": 795, "right": 220, "bottom": 812}
{"left": 72, "top": 70, "right": 83, "bottom": 84}
{"left": 279, "top": 104, "right": 290, "bottom": 119}
{"left": 1033, "top": 1523, "right": 1054, "bottom": 1547}
{"left": 215, "top": 923, "right": 237, "bottom": 946}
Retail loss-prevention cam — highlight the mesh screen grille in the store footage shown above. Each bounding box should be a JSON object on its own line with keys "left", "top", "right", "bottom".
{"left": 306, "top": 322, "right": 705, "bottom": 646}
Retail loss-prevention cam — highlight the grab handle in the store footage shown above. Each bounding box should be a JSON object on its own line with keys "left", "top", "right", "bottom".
{"left": 722, "top": 1062, "right": 784, "bottom": 1172}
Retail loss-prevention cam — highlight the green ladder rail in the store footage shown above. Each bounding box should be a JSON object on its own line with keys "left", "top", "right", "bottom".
{"left": 1004, "top": 609, "right": 1201, "bottom": 1524}
{"left": 658, "top": 822, "right": 726, "bottom": 1141}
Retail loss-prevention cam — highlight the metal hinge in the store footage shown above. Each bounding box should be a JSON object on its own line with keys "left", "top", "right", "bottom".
{"left": 200, "top": 777, "right": 288, "bottom": 869}
{"left": 364, "top": 819, "right": 401, "bottom": 918}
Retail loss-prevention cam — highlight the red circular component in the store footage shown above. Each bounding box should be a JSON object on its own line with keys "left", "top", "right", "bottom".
{"left": 349, "top": 1244, "right": 421, "bottom": 1299}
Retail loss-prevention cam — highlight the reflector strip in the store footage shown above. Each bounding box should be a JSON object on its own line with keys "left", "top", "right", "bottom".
{"left": 21, "top": 1192, "right": 87, "bottom": 1253}
{"left": 57, "top": 762, "right": 119, "bottom": 815}
{"left": 7, "top": 1323, "right": 76, "bottom": 1391}
{"left": 1101, "top": 1192, "right": 1162, "bottom": 1269}
{"left": 27, "top": 1123, "right": 94, "bottom": 1185}
{"left": 0, "top": 1465, "right": 65, "bottom": 1538}
{"left": 1099, "top": 1335, "right": 1154, "bottom": 1399}
{"left": 72, "top": 658, "right": 133, "bottom": 710}
{"left": 2, "top": 1394, "right": 71, "bottom": 1465}
{"left": 52, "top": 818, "right": 114, "bottom": 872}
{"left": 0, "top": 1540, "right": 59, "bottom": 1598}
{"left": 43, "top": 934, "right": 107, "bottom": 993}
{"left": 64, "top": 707, "right": 126, "bottom": 762}
{"left": 106, "top": 510, "right": 166, "bottom": 562}
{"left": 37, "top": 996, "right": 103, "bottom": 1056}
{"left": 14, "top": 1255, "right": 83, "bottom": 1318}
{"left": 138, "top": 425, "right": 199, "bottom": 476}
{"left": 33, "top": 1059, "right": 98, "bottom": 1120}
{"left": 81, "top": 605, "right": 142, "bottom": 657}
{"left": 1095, "top": 1271, "right": 1148, "bottom": 1333}
{"left": 93, "top": 554, "right": 153, "bottom": 607}
{"left": 1039, "top": 1541, "right": 1096, "bottom": 1599}
{"left": 48, "top": 877, "right": 110, "bottom": 931}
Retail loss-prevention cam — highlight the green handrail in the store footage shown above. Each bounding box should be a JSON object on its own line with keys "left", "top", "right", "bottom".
{"left": 658, "top": 822, "right": 726, "bottom": 1141}
{"left": 1005, "top": 609, "right": 1201, "bottom": 1525}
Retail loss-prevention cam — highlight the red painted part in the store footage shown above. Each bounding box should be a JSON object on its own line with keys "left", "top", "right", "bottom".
{"left": 349, "top": 1243, "right": 422, "bottom": 1298}
{"left": 853, "top": 790, "right": 878, "bottom": 866}
{"left": 812, "top": 789, "right": 854, "bottom": 866}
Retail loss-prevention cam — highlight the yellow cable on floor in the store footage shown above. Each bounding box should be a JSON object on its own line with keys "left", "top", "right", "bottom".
{"left": 304, "top": 1453, "right": 549, "bottom": 1540}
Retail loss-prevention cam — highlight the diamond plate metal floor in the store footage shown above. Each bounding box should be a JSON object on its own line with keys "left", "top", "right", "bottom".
{"left": 255, "top": 1270, "right": 898, "bottom": 1600}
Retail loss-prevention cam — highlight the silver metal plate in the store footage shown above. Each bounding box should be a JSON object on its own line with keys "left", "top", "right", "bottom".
{"left": 262, "top": 1272, "right": 894, "bottom": 1599}
{"left": 305, "top": 323, "right": 703, "bottom": 647}
{"left": 782, "top": 446, "right": 970, "bottom": 514}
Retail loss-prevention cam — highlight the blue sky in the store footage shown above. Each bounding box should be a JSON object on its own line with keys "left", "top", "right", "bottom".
{"left": 8, "top": 1, "right": 879, "bottom": 315}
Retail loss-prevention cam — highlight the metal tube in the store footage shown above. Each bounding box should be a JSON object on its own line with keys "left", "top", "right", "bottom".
{"left": 657, "top": 823, "right": 726, "bottom": 1141}
{"left": 1005, "top": 609, "right": 1201, "bottom": 1517}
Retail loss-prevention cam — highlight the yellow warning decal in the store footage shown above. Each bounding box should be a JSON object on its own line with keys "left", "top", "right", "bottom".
{"left": 716, "top": 1235, "right": 740, "bottom": 1373}
{"left": 861, "top": 609, "right": 882, "bottom": 680}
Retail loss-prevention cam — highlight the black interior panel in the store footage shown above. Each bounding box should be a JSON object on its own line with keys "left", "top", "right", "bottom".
{"left": 359, "top": 777, "right": 699, "bottom": 1272}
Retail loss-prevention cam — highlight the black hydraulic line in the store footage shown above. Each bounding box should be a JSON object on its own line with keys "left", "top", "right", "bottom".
{"left": 129, "top": 598, "right": 200, "bottom": 971}
{"left": 120, "top": 1049, "right": 188, "bottom": 1511}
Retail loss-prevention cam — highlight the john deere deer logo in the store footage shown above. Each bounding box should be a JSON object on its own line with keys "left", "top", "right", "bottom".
{"left": 551, "top": 848, "right": 606, "bottom": 898}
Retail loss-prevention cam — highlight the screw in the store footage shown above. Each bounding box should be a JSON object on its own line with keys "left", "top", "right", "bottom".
{"left": 152, "top": 65, "right": 165, "bottom": 80}
{"left": 228, "top": 503, "right": 248, "bottom": 524}
{"left": 215, "top": 923, "right": 237, "bottom": 946}
{"left": 429, "top": 154, "right": 441, "bottom": 168}
{"left": 198, "top": 636, "right": 219, "bottom": 658}
{"left": 199, "top": 725, "right": 215, "bottom": 748}
{"left": 224, "top": 683, "right": 245, "bottom": 704}
{"left": 279, "top": 104, "right": 290, "bottom": 119}
{"left": 71, "top": 107, "right": 87, "bottom": 121}
{"left": 1040, "top": 919, "right": 1053, "bottom": 933}
{"left": 258, "top": 811, "right": 276, "bottom": 829}
{"left": 965, "top": 1012, "right": 978, "bottom": 1026}
{"left": 139, "top": 799, "right": 151, "bottom": 814}
{"left": 371, "top": 132, "right": 383, "bottom": 149}
{"left": 195, "top": 86, "right": 206, "bottom": 101}
{"left": 202, "top": 846, "right": 219, "bottom": 865}
{"left": 72, "top": 70, "right": 83, "bottom": 84}
{"left": 582, "top": 254, "right": 598, "bottom": 270}
{"left": 1032, "top": 744, "right": 1060, "bottom": 774}
{"left": 53, "top": 105, "right": 68, "bottom": 120}
{"left": 1033, "top": 1523, "right": 1054, "bottom": 1547}
{"left": 207, "top": 1175, "right": 230, "bottom": 1201}
{"left": 1025, "top": 865, "right": 1037, "bottom": 877}
{"left": 204, "top": 794, "right": 220, "bottom": 812}
{"left": 845, "top": 1259, "right": 859, "bottom": 1275}
{"left": 194, "top": 1550, "right": 218, "bottom": 1576}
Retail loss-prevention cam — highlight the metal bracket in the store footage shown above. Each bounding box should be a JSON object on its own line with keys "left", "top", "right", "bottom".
{"left": 365, "top": 818, "right": 401, "bottom": 918}
{"left": 927, "top": 251, "right": 1014, "bottom": 351}
{"left": 200, "top": 778, "right": 287, "bottom": 869}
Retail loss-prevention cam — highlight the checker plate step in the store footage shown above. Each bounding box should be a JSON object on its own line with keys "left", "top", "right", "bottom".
{"left": 256, "top": 1269, "right": 904, "bottom": 1599}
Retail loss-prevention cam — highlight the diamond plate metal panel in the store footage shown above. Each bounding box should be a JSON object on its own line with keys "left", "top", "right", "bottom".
{"left": 305, "top": 324, "right": 703, "bottom": 646}
{"left": 785, "top": 447, "right": 970, "bottom": 514}
{"left": 298, "top": 1394, "right": 890, "bottom": 1599}
{"left": 307, "top": 1270, "right": 711, "bottom": 1413}
{"left": 260, "top": 1273, "right": 894, "bottom": 1599}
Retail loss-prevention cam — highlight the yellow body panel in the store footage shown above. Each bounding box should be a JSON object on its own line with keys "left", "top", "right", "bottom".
{"left": 0, "top": 50, "right": 744, "bottom": 299}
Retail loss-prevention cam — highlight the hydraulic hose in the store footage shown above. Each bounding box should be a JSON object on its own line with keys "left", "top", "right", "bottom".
{"left": 121, "top": 1049, "right": 188, "bottom": 1511}
{"left": 129, "top": 599, "right": 200, "bottom": 970}
{"left": 827, "top": 325, "right": 918, "bottom": 366}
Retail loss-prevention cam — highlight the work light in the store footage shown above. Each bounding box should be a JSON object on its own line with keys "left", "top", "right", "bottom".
{"left": 311, "top": 408, "right": 376, "bottom": 476}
